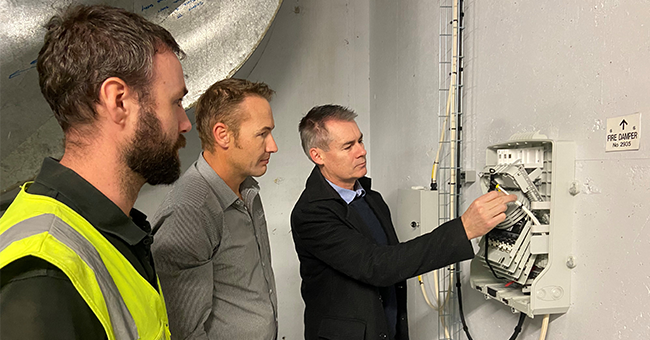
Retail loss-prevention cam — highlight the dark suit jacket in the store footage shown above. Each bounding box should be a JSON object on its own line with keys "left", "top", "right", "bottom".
{"left": 290, "top": 167, "right": 475, "bottom": 340}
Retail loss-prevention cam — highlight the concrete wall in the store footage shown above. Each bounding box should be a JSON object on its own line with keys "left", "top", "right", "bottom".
{"left": 370, "top": 1, "right": 650, "bottom": 340}
{"left": 136, "top": 1, "right": 370, "bottom": 338}
{"left": 8, "top": 0, "right": 646, "bottom": 338}
{"left": 369, "top": 2, "right": 443, "bottom": 338}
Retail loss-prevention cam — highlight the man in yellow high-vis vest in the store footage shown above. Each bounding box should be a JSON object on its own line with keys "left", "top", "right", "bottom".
{"left": 0, "top": 5, "right": 192, "bottom": 339}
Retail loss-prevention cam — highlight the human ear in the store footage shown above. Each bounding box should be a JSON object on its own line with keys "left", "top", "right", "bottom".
{"left": 98, "top": 77, "right": 136, "bottom": 126}
{"left": 309, "top": 148, "right": 324, "bottom": 165}
{"left": 213, "top": 122, "right": 230, "bottom": 149}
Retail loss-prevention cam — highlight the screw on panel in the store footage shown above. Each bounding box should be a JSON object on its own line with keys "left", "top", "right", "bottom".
{"left": 410, "top": 221, "right": 419, "bottom": 229}
{"left": 566, "top": 256, "right": 576, "bottom": 269}
{"left": 569, "top": 181, "right": 580, "bottom": 196}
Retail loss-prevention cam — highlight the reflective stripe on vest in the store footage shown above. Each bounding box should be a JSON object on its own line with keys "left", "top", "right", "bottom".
{"left": 0, "top": 213, "right": 139, "bottom": 339}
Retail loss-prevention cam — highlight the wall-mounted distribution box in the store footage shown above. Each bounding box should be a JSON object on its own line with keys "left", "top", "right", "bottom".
{"left": 395, "top": 188, "right": 441, "bottom": 337}
{"left": 395, "top": 188, "right": 439, "bottom": 242}
{"left": 470, "top": 136, "right": 575, "bottom": 317}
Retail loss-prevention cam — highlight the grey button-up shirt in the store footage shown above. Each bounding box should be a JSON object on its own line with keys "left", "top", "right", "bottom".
{"left": 152, "top": 154, "right": 277, "bottom": 340}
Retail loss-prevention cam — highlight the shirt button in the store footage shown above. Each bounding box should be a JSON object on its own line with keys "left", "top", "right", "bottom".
{"left": 379, "top": 333, "right": 387, "bottom": 339}
{"left": 269, "top": 289, "right": 273, "bottom": 293}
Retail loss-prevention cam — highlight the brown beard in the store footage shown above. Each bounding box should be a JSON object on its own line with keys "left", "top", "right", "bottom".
{"left": 124, "top": 105, "right": 186, "bottom": 185}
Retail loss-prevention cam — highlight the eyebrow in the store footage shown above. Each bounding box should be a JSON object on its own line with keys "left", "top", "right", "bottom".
{"left": 341, "top": 133, "right": 363, "bottom": 148}
{"left": 175, "top": 87, "right": 188, "bottom": 99}
{"left": 256, "top": 125, "right": 275, "bottom": 134}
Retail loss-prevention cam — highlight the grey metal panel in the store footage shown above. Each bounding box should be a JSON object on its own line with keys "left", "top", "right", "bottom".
{"left": 0, "top": 0, "right": 282, "bottom": 191}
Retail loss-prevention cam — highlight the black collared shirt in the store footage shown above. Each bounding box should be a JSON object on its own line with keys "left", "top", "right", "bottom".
{"left": 0, "top": 158, "right": 158, "bottom": 339}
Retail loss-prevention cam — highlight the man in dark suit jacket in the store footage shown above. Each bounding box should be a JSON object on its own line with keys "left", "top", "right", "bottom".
{"left": 291, "top": 105, "right": 515, "bottom": 340}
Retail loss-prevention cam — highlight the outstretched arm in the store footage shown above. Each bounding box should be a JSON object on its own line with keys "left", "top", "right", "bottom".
{"left": 291, "top": 198, "right": 474, "bottom": 287}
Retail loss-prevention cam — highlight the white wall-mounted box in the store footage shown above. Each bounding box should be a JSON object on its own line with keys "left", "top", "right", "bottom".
{"left": 395, "top": 188, "right": 439, "bottom": 242}
{"left": 470, "top": 138, "right": 575, "bottom": 317}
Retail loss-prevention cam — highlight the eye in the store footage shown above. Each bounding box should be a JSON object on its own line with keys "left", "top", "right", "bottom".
{"left": 176, "top": 99, "right": 184, "bottom": 108}
{"left": 344, "top": 144, "right": 353, "bottom": 150}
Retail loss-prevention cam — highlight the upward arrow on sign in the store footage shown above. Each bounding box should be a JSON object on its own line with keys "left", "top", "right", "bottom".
{"left": 620, "top": 119, "right": 628, "bottom": 130}
{"left": 606, "top": 113, "right": 641, "bottom": 152}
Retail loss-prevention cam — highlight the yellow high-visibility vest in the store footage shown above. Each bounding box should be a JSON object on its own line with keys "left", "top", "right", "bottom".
{"left": 0, "top": 183, "right": 171, "bottom": 340}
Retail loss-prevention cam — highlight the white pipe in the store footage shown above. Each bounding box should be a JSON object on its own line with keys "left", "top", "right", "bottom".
{"left": 449, "top": 0, "right": 459, "bottom": 222}
{"left": 431, "top": 86, "right": 454, "bottom": 186}
{"left": 427, "top": 1, "right": 461, "bottom": 338}
{"left": 418, "top": 269, "right": 453, "bottom": 339}
{"left": 539, "top": 314, "right": 550, "bottom": 340}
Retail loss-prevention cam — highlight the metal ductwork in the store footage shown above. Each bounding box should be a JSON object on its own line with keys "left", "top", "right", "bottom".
{"left": 0, "top": 0, "right": 282, "bottom": 193}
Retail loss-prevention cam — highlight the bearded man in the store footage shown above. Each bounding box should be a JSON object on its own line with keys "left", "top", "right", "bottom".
{"left": 0, "top": 5, "right": 191, "bottom": 339}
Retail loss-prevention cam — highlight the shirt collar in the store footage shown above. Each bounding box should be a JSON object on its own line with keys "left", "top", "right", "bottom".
{"left": 196, "top": 153, "right": 260, "bottom": 209}
{"left": 32, "top": 158, "right": 150, "bottom": 246}
{"left": 325, "top": 178, "right": 366, "bottom": 204}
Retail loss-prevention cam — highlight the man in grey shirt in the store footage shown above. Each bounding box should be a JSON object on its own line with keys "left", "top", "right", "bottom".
{"left": 152, "top": 78, "right": 279, "bottom": 339}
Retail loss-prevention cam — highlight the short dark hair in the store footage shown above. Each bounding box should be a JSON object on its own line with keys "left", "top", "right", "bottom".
{"left": 298, "top": 105, "right": 358, "bottom": 159}
{"left": 195, "top": 78, "right": 275, "bottom": 152}
{"left": 37, "top": 4, "right": 183, "bottom": 134}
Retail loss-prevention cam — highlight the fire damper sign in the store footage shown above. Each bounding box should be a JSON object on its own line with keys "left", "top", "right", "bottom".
{"left": 606, "top": 113, "right": 641, "bottom": 152}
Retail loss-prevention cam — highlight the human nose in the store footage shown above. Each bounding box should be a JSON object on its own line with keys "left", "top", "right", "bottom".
{"left": 178, "top": 109, "right": 192, "bottom": 133}
{"left": 357, "top": 143, "right": 367, "bottom": 158}
{"left": 266, "top": 134, "right": 278, "bottom": 153}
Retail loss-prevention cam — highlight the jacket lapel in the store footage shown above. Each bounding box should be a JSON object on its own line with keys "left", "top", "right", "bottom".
{"left": 304, "top": 166, "right": 379, "bottom": 241}
{"left": 362, "top": 188, "right": 400, "bottom": 245}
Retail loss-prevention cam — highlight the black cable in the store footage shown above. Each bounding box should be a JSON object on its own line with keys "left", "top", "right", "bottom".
{"left": 457, "top": 263, "right": 528, "bottom": 340}
{"left": 484, "top": 232, "right": 505, "bottom": 280}
{"left": 488, "top": 168, "right": 497, "bottom": 191}
{"left": 508, "top": 313, "right": 527, "bottom": 340}
{"left": 455, "top": 264, "right": 473, "bottom": 340}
